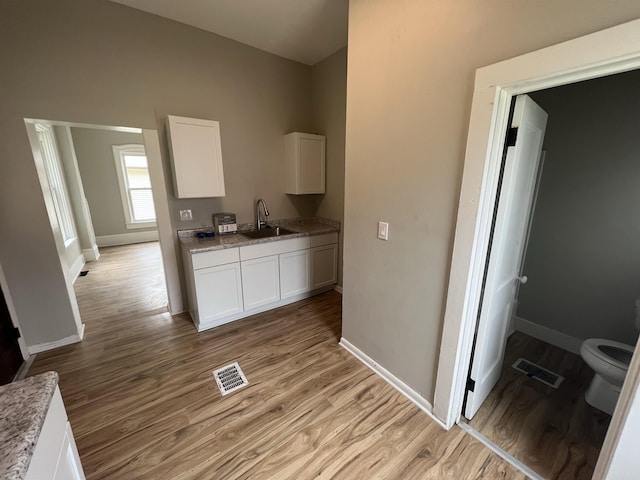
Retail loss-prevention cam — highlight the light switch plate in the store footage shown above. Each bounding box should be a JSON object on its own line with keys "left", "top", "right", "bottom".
{"left": 378, "top": 221, "right": 389, "bottom": 240}
{"left": 179, "top": 209, "right": 193, "bottom": 221}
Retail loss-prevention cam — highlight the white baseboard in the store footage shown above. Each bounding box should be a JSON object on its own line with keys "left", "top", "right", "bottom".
{"left": 82, "top": 245, "right": 100, "bottom": 262}
{"left": 96, "top": 230, "right": 158, "bottom": 247}
{"left": 334, "top": 285, "right": 343, "bottom": 294}
{"left": 28, "top": 324, "right": 85, "bottom": 354}
{"left": 339, "top": 337, "right": 449, "bottom": 430}
{"left": 513, "top": 316, "right": 583, "bottom": 355}
{"left": 69, "top": 255, "right": 85, "bottom": 283}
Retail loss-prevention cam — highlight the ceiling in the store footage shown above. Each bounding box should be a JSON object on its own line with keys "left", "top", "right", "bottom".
{"left": 108, "top": 0, "right": 348, "bottom": 65}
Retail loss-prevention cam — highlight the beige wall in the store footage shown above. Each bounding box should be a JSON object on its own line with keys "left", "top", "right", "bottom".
{"left": 343, "top": 0, "right": 640, "bottom": 400}
{"left": 0, "top": 0, "right": 317, "bottom": 347}
{"left": 70, "top": 127, "right": 154, "bottom": 237}
{"left": 312, "top": 48, "right": 347, "bottom": 286}
{"left": 518, "top": 71, "right": 640, "bottom": 345}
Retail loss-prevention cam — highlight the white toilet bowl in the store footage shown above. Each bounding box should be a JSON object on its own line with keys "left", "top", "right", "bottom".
{"left": 580, "top": 338, "right": 635, "bottom": 415}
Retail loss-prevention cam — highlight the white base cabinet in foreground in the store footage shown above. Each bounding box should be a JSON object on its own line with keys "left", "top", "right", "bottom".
{"left": 26, "top": 386, "right": 85, "bottom": 480}
{"left": 183, "top": 232, "right": 338, "bottom": 332}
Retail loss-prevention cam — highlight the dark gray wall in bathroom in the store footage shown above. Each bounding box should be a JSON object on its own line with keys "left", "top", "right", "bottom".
{"left": 518, "top": 70, "right": 640, "bottom": 344}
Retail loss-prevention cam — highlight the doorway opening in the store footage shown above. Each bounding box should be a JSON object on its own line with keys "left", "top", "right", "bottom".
{"left": 459, "top": 69, "right": 640, "bottom": 479}
{"left": 24, "top": 119, "right": 178, "bottom": 349}
{"left": 433, "top": 18, "right": 640, "bottom": 480}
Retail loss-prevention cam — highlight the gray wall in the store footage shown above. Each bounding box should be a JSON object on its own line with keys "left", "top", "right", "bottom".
{"left": 343, "top": 0, "right": 640, "bottom": 401}
{"left": 70, "top": 127, "right": 154, "bottom": 237}
{"left": 517, "top": 71, "right": 640, "bottom": 345}
{"left": 0, "top": 0, "right": 318, "bottom": 347}
{"left": 312, "top": 48, "right": 347, "bottom": 286}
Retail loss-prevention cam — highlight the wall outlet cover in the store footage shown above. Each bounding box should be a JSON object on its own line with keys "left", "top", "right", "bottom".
{"left": 179, "top": 209, "right": 193, "bottom": 221}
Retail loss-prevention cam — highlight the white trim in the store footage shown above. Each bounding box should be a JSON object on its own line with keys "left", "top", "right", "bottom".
{"left": 96, "top": 230, "right": 159, "bottom": 247}
{"left": 513, "top": 316, "right": 583, "bottom": 355}
{"left": 340, "top": 337, "right": 449, "bottom": 431}
{"left": 82, "top": 246, "right": 100, "bottom": 262}
{"left": 142, "top": 129, "right": 183, "bottom": 315}
{"left": 334, "top": 285, "right": 343, "bottom": 294}
{"left": 458, "top": 423, "right": 544, "bottom": 480}
{"left": 69, "top": 255, "right": 85, "bottom": 284}
{"left": 434, "top": 19, "right": 640, "bottom": 431}
{"left": 28, "top": 324, "right": 85, "bottom": 354}
{"left": 126, "top": 221, "right": 157, "bottom": 230}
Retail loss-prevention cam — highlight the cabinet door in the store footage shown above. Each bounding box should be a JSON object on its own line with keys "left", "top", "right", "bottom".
{"left": 311, "top": 244, "right": 337, "bottom": 289}
{"left": 241, "top": 255, "right": 280, "bottom": 310}
{"left": 166, "top": 115, "right": 225, "bottom": 198}
{"left": 194, "top": 263, "right": 243, "bottom": 324}
{"left": 279, "top": 249, "right": 311, "bottom": 299}
{"left": 53, "top": 425, "right": 85, "bottom": 480}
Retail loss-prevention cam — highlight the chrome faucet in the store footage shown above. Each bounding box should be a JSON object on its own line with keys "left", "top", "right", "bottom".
{"left": 256, "top": 198, "right": 270, "bottom": 230}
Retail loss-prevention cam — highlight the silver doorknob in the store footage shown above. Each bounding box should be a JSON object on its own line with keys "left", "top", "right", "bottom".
{"left": 518, "top": 275, "right": 528, "bottom": 284}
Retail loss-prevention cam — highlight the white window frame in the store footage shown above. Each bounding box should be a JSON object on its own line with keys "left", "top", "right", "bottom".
{"left": 35, "top": 123, "right": 77, "bottom": 245}
{"left": 112, "top": 144, "right": 157, "bottom": 229}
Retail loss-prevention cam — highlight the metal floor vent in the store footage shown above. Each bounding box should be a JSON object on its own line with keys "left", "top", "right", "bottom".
{"left": 512, "top": 358, "right": 564, "bottom": 389}
{"left": 213, "top": 362, "right": 248, "bottom": 396}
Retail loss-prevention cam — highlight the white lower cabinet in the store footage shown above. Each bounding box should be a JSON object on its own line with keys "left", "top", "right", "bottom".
{"left": 26, "top": 387, "right": 85, "bottom": 480}
{"left": 194, "top": 263, "right": 243, "bottom": 325}
{"left": 311, "top": 244, "right": 338, "bottom": 289}
{"left": 241, "top": 255, "right": 280, "bottom": 310}
{"left": 184, "top": 233, "right": 338, "bottom": 331}
{"left": 279, "top": 249, "right": 311, "bottom": 299}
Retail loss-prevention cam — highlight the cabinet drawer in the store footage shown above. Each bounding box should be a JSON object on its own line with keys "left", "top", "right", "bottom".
{"left": 240, "top": 237, "right": 310, "bottom": 260}
{"left": 191, "top": 248, "right": 239, "bottom": 270}
{"left": 310, "top": 232, "right": 338, "bottom": 247}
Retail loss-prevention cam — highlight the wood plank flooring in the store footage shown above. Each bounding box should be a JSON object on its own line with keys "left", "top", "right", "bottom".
{"left": 467, "top": 331, "right": 611, "bottom": 480}
{"left": 28, "top": 242, "right": 526, "bottom": 479}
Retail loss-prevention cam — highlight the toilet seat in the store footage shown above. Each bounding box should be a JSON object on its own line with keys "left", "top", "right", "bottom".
{"left": 582, "top": 338, "right": 634, "bottom": 370}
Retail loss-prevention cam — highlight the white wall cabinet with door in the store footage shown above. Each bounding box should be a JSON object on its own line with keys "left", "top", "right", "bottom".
{"left": 285, "top": 132, "right": 326, "bottom": 194}
{"left": 166, "top": 115, "right": 225, "bottom": 198}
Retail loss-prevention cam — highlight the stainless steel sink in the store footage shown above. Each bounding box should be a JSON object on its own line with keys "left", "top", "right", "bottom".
{"left": 241, "top": 227, "right": 296, "bottom": 239}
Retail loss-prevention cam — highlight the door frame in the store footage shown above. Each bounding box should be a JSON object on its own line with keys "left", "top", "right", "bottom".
{"left": 431, "top": 17, "right": 640, "bottom": 476}
{"left": 25, "top": 119, "right": 183, "bottom": 319}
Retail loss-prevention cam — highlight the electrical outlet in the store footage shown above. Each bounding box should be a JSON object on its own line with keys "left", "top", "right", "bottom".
{"left": 378, "top": 221, "right": 389, "bottom": 241}
{"left": 179, "top": 209, "right": 193, "bottom": 221}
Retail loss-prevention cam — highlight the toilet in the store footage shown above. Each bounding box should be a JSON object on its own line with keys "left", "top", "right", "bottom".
{"left": 580, "top": 338, "right": 635, "bottom": 415}
{"left": 580, "top": 299, "right": 639, "bottom": 415}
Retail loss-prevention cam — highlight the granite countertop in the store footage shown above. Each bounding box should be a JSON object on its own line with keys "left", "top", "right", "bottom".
{"left": 179, "top": 217, "right": 340, "bottom": 254}
{"left": 0, "top": 372, "right": 59, "bottom": 480}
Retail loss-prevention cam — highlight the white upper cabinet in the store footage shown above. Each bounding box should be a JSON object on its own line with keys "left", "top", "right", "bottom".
{"left": 166, "top": 115, "right": 226, "bottom": 198}
{"left": 284, "top": 132, "right": 325, "bottom": 194}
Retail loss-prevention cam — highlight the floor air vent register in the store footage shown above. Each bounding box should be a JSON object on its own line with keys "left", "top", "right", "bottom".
{"left": 512, "top": 358, "right": 564, "bottom": 389}
{"left": 213, "top": 362, "right": 249, "bottom": 396}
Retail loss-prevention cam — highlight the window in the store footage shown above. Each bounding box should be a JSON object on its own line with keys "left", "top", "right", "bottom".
{"left": 35, "top": 124, "right": 77, "bottom": 244}
{"left": 113, "top": 145, "right": 156, "bottom": 229}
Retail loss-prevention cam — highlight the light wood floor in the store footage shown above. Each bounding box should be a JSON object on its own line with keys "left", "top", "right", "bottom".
{"left": 467, "top": 331, "right": 611, "bottom": 480}
{"left": 29, "top": 242, "right": 527, "bottom": 479}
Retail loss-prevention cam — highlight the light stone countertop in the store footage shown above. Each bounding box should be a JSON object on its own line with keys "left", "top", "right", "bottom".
{"left": 179, "top": 217, "right": 340, "bottom": 254}
{"left": 0, "top": 371, "right": 59, "bottom": 480}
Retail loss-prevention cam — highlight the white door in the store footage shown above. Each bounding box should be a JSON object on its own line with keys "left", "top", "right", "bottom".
{"left": 464, "top": 95, "right": 548, "bottom": 419}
